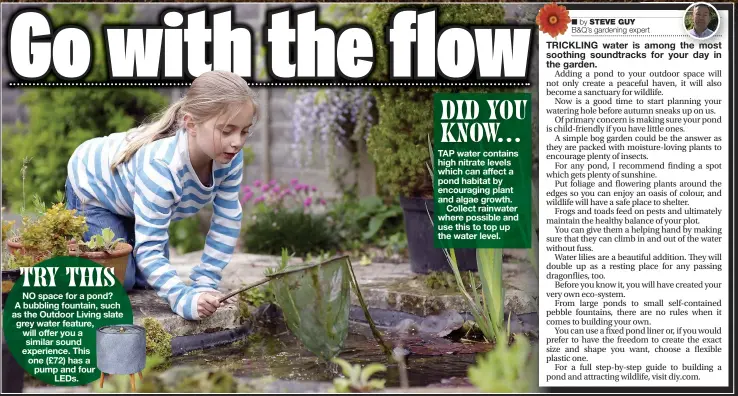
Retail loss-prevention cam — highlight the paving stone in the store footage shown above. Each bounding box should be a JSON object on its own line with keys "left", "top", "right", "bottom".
{"left": 129, "top": 289, "right": 240, "bottom": 337}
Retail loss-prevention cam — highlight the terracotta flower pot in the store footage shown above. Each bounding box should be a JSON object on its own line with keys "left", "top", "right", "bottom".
{"left": 71, "top": 243, "right": 133, "bottom": 285}
{"left": 6, "top": 237, "right": 132, "bottom": 285}
{"left": 5, "top": 236, "right": 61, "bottom": 264}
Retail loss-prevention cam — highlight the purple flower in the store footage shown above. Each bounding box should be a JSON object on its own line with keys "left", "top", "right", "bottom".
{"left": 253, "top": 179, "right": 262, "bottom": 187}
{"left": 243, "top": 186, "right": 252, "bottom": 193}
{"left": 294, "top": 184, "right": 304, "bottom": 192}
{"left": 272, "top": 186, "right": 281, "bottom": 194}
{"left": 290, "top": 88, "right": 376, "bottom": 171}
{"left": 261, "top": 184, "right": 270, "bottom": 192}
{"left": 304, "top": 197, "right": 313, "bottom": 207}
{"left": 243, "top": 191, "right": 254, "bottom": 201}
{"left": 254, "top": 196, "right": 265, "bottom": 204}
{"left": 319, "top": 198, "right": 327, "bottom": 205}
{"left": 290, "top": 178, "right": 299, "bottom": 185}
{"left": 269, "top": 179, "right": 277, "bottom": 186}
{"left": 311, "top": 186, "right": 317, "bottom": 192}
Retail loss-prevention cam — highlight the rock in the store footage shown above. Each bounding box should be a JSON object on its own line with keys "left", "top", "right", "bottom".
{"left": 504, "top": 289, "right": 537, "bottom": 315}
{"left": 418, "top": 310, "right": 464, "bottom": 337}
{"left": 130, "top": 290, "right": 240, "bottom": 337}
{"left": 392, "top": 318, "right": 419, "bottom": 335}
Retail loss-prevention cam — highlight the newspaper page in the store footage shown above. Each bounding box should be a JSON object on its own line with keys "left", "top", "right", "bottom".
{"left": 0, "top": 1, "right": 733, "bottom": 394}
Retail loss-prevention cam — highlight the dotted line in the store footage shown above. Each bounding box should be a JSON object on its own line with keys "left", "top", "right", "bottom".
{"left": 8, "top": 82, "right": 531, "bottom": 87}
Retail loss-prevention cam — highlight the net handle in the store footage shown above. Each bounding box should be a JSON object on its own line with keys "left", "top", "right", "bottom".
{"left": 218, "top": 277, "right": 271, "bottom": 303}
{"left": 344, "top": 257, "right": 393, "bottom": 358}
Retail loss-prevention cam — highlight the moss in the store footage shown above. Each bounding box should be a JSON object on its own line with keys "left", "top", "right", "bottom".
{"left": 424, "top": 271, "right": 481, "bottom": 292}
{"left": 143, "top": 317, "right": 173, "bottom": 359}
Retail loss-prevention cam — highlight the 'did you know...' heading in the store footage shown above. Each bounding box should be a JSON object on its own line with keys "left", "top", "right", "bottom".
{"left": 5, "top": 6, "right": 534, "bottom": 83}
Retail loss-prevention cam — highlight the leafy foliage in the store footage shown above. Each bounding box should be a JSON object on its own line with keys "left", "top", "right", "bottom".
{"left": 1, "top": 211, "right": 13, "bottom": 243}
{"left": 79, "top": 228, "right": 125, "bottom": 253}
{"left": 241, "top": 208, "right": 338, "bottom": 258}
{"left": 19, "top": 202, "right": 88, "bottom": 257}
{"left": 326, "top": 195, "right": 405, "bottom": 253}
{"left": 364, "top": 4, "right": 506, "bottom": 198}
{"left": 167, "top": 216, "right": 206, "bottom": 255}
{"left": 329, "top": 358, "right": 386, "bottom": 393}
{"left": 427, "top": 137, "right": 508, "bottom": 343}
{"left": 2, "top": 4, "right": 169, "bottom": 210}
{"left": 90, "top": 355, "right": 170, "bottom": 393}
{"left": 468, "top": 334, "right": 539, "bottom": 393}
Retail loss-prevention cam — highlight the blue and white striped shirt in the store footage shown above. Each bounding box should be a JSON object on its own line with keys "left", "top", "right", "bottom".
{"left": 67, "top": 128, "right": 243, "bottom": 320}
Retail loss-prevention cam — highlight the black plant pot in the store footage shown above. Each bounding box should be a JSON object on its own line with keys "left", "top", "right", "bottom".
{"left": 399, "top": 196, "right": 477, "bottom": 274}
{"left": 2, "top": 269, "right": 21, "bottom": 309}
{"left": 2, "top": 329, "right": 25, "bottom": 393}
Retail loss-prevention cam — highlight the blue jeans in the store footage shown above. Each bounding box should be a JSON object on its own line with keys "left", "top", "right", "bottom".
{"left": 65, "top": 179, "right": 168, "bottom": 291}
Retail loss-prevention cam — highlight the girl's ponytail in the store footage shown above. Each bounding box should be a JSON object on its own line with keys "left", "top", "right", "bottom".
{"left": 110, "top": 70, "right": 260, "bottom": 173}
{"left": 110, "top": 98, "right": 184, "bottom": 172}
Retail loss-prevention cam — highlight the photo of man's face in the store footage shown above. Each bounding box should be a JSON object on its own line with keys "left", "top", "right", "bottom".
{"left": 692, "top": 5, "right": 710, "bottom": 32}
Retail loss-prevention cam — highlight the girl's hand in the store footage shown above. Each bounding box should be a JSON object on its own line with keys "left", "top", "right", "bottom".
{"left": 203, "top": 290, "right": 238, "bottom": 305}
{"left": 196, "top": 293, "right": 223, "bottom": 318}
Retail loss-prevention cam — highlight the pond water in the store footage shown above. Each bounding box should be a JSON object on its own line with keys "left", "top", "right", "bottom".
{"left": 171, "top": 322, "right": 479, "bottom": 388}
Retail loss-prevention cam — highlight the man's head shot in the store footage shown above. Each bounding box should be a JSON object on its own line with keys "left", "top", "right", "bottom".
{"left": 685, "top": 2, "right": 719, "bottom": 39}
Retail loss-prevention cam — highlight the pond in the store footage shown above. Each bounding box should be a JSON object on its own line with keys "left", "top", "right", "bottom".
{"left": 172, "top": 321, "right": 480, "bottom": 388}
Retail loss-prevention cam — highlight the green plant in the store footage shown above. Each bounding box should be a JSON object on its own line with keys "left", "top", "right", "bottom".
{"left": 426, "top": 137, "right": 508, "bottom": 344}
{"left": 329, "top": 358, "right": 386, "bottom": 393}
{"left": 1, "top": 213, "right": 13, "bottom": 243}
{"left": 168, "top": 217, "right": 206, "bottom": 254}
{"left": 365, "top": 3, "right": 506, "bottom": 199}
{"left": 424, "top": 270, "right": 480, "bottom": 291}
{"left": 18, "top": 202, "right": 88, "bottom": 258}
{"left": 264, "top": 248, "right": 291, "bottom": 277}
{"left": 5, "top": 251, "right": 37, "bottom": 270}
{"left": 1, "top": 5, "right": 169, "bottom": 210}
{"left": 242, "top": 285, "right": 274, "bottom": 308}
{"left": 79, "top": 228, "right": 125, "bottom": 253}
{"left": 241, "top": 208, "right": 339, "bottom": 258}
{"left": 468, "top": 335, "right": 539, "bottom": 393}
{"left": 327, "top": 195, "right": 404, "bottom": 252}
{"left": 91, "top": 355, "right": 170, "bottom": 393}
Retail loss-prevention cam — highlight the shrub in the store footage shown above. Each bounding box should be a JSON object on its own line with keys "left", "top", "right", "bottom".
{"left": 2, "top": 4, "right": 169, "bottom": 210}
{"left": 241, "top": 209, "right": 338, "bottom": 257}
{"left": 168, "top": 216, "right": 206, "bottom": 255}
{"left": 240, "top": 179, "right": 336, "bottom": 257}
{"left": 364, "top": 4, "right": 507, "bottom": 198}
{"left": 326, "top": 195, "right": 404, "bottom": 251}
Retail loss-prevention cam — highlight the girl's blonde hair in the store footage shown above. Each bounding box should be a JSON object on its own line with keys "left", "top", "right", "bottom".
{"left": 110, "top": 70, "right": 260, "bottom": 172}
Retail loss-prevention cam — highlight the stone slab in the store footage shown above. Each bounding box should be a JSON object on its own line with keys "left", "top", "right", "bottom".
{"left": 129, "top": 289, "right": 240, "bottom": 337}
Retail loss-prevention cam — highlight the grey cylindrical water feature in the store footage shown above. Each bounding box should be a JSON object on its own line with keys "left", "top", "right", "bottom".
{"left": 96, "top": 325, "right": 146, "bottom": 375}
